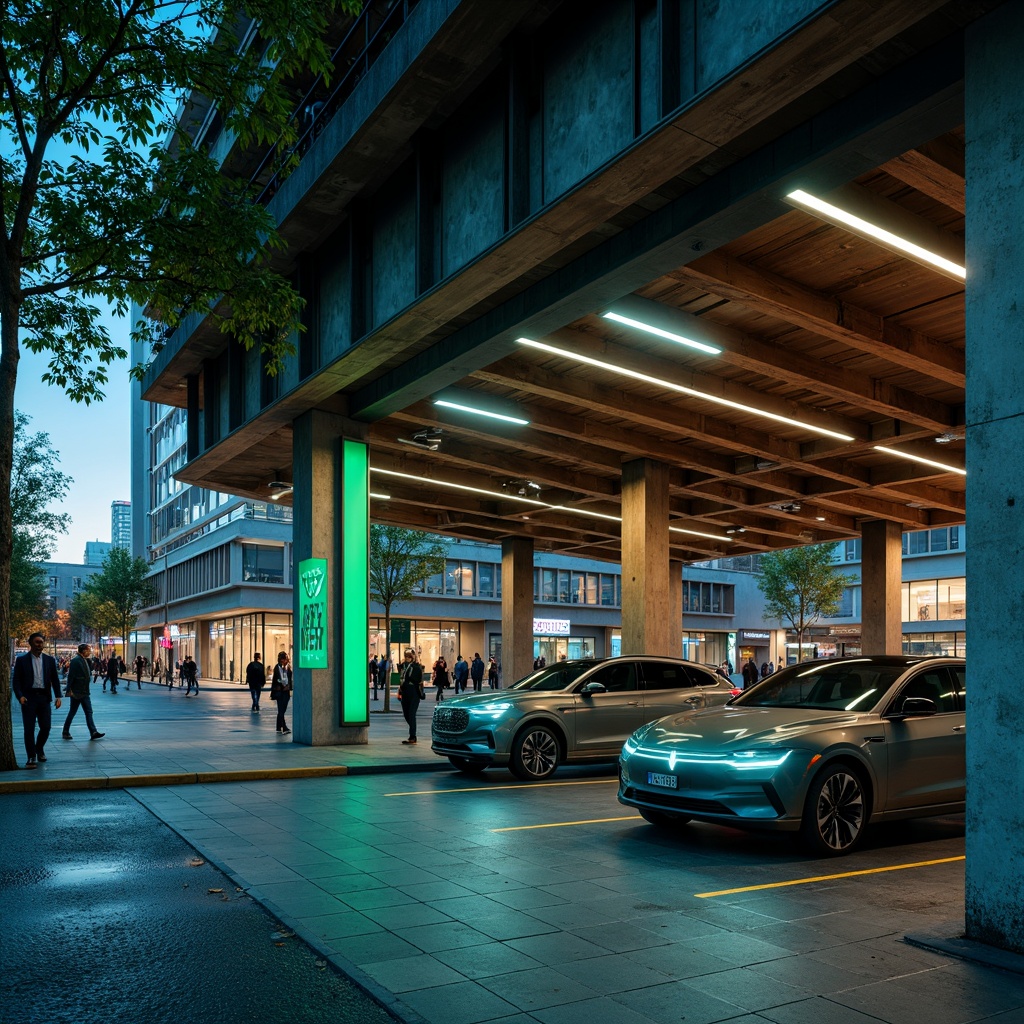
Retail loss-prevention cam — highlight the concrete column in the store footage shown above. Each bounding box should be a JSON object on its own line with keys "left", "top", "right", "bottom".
{"left": 501, "top": 536, "right": 534, "bottom": 687}
{"left": 292, "top": 410, "right": 368, "bottom": 746}
{"left": 670, "top": 559, "right": 683, "bottom": 658}
{"left": 965, "top": 3, "right": 1024, "bottom": 954}
{"left": 859, "top": 519, "right": 902, "bottom": 656}
{"left": 621, "top": 458, "right": 672, "bottom": 656}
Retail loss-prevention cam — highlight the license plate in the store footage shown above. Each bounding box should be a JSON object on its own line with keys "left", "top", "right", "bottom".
{"left": 647, "top": 772, "right": 677, "bottom": 789}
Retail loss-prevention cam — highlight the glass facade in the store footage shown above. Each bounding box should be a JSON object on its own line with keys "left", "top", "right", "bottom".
{"left": 203, "top": 613, "right": 293, "bottom": 682}
{"left": 903, "top": 577, "right": 966, "bottom": 622}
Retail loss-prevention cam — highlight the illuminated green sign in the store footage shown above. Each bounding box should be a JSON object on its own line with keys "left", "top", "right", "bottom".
{"left": 341, "top": 439, "right": 369, "bottom": 726}
{"left": 298, "top": 557, "right": 328, "bottom": 669}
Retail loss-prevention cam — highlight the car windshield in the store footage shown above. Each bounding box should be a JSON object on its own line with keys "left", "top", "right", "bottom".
{"left": 732, "top": 661, "right": 908, "bottom": 711}
{"left": 508, "top": 661, "right": 598, "bottom": 692}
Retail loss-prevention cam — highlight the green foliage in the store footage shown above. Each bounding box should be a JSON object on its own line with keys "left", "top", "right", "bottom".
{"left": 71, "top": 589, "right": 120, "bottom": 644}
{"left": 757, "top": 544, "right": 856, "bottom": 660}
{"left": 369, "top": 526, "right": 447, "bottom": 712}
{"left": 82, "top": 547, "right": 155, "bottom": 656}
{"left": 9, "top": 532, "right": 48, "bottom": 643}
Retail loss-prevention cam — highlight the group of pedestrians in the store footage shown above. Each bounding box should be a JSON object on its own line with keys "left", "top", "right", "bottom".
{"left": 13, "top": 634, "right": 104, "bottom": 769}
{"left": 244, "top": 651, "right": 293, "bottom": 733}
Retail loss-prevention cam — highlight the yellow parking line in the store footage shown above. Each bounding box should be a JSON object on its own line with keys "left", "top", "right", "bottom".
{"left": 695, "top": 855, "right": 965, "bottom": 898}
{"left": 494, "top": 815, "right": 642, "bottom": 832}
{"left": 385, "top": 778, "right": 617, "bottom": 797}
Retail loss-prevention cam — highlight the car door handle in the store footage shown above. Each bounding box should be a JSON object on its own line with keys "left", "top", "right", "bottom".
{"left": 684, "top": 696, "right": 701, "bottom": 705}
{"left": 626, "top": 700, "right": 640, "bottom": 706}
{"left": 952, "top": 725, "right": 965, "bottom": 733}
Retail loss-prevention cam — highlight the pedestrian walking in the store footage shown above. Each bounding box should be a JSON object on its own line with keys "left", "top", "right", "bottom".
{"left": 432, "top": 656, "right": 449, "bottom": 702}
{"left": 62, "top": 643, "right": 104, "bottom": 742}
{"left": 12, "top": 632, "right": 63, "bottom": 769}
{"left": 369, "top": 654, "right": 379, "bottom": 700}
{"left": 133, "top": 654, "right": 145, "bottom": 689}
{"left": 270, "top": 651, "right": 292, "bottom": 734}
{"left": 487, "top": 656, "right": 499, "bottom": 689}
{"left": 398, "top": 649, "right": 424, "bottom": 744}
{"left": 106, "top": 654, "right": 120, "bottom": 694}
{"left": 183, "top": 655, "right": 199, "bottom": 696}
{"left": 378, "top": 652, "right": 391, "bottom": 696}
{"left": 742, "top": 657, "right": 760, "bottom": 689}
{"left": 245, "top": 652, "right": 266, "bottom": 713}
{"left": 151, "top": 657, "right": 161, "bottom": 683}
{"left": 452, "top": 655, "right": 468, "bottom": 694}
{"left": 470, "top": 653, "right": 485, "bottom": 692}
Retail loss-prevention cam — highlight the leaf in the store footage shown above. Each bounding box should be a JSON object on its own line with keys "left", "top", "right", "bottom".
{"left": 189, "top": 858, "right": 205, "bottom": 867}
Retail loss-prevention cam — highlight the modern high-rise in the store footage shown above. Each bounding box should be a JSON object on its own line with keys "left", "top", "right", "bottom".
{"left": 110, "top": 500, "right": 132, "bottom": 551}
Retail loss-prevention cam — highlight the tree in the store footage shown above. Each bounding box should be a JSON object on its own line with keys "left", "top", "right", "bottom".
{"left": 757, "top": 544, "right": 856, "bottom": 662}
{"left": 71, "top": 589, "right": 120, "bottom": 649}
{"left": 369, "top": 526, "right": 446, "bottom": 713}
{"left": 9, "top": 411, "right": 70, "bottom": 642}
{"left": 0, "top": 0, "right": 359, "bottom": 769}
{"left": 82, "top": 548, "right": 155, "bottom": 661}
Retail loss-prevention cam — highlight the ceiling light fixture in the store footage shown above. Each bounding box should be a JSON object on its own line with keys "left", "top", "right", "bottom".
{"left": 601, "top": 311, "right": 722, "bottom": 356}
{"left": 785, "top": 189, "right": 966, "bottom": 281}
{"left": 934, "top": 431, "right": 965, "bottom": 444}
{"left": 396, "top": 427, "right": 443, "bottom": 451}
{"left": 371, "top": 468, "right": 729, "bottom": 538}
{"left": 267, "top": 476, "right": 293, "bottom": 501}
{"left": 502, "top": 479, "right": 542, "bottom": 497}
{"left": 872, "top": 446, "right": 966, "bottom": 475}
{"left": 768, "top": 501, "right": 803, "bottom": 513}
{"left": 433, "top": 398, "right": 529, "bottom": 426}
{"left": 669, "top": 526, "right": 733, "bottom": 542}
{"left": 369, "top": 491, "right": 391, "bottom": 500}
{"left": 516, "top": 338, "right": 854, "bottom": 442}
{"left": 724, "top": 526, "right": 746, "bottom": 535}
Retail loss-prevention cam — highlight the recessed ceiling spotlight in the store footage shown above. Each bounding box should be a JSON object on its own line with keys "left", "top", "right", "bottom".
{"left": 725, "top": 526, "right": 747, "bottom": 535}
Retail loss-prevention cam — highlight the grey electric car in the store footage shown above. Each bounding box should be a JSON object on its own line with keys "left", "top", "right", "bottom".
{"left": 618, "top": 655, "right": 966, "bottom": 855}
{"left": 430, "top": 656, "right": 735, "bottom": 781}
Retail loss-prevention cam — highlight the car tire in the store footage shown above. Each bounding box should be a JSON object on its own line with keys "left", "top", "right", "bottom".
{"left": 638, "top": 807, "right": 692, "bottom": 828}
{"left": 509, "top": 723, "right": 560, "bottom": 781}
{"left": 448, "top": 756, "right": 486, "bottom": 776}
{"left": 800, "top": 763, "right": 867, "bottom": 856}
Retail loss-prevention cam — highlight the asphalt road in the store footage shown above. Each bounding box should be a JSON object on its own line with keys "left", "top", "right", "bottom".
{"left": 0, "top": 789, "right": 397, "bottom": 1024}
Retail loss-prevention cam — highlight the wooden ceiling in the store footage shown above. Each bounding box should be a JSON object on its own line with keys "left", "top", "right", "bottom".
{"left": 351, "top": 129, "right": 966, "bottom": 564}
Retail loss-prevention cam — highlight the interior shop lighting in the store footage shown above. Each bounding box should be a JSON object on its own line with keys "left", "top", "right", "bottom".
{"left": 872, "top": 446, "right": 966, "bottom": 475}
{"left": 433, "top": 398, "right": 529, "bottom": 426}
{"left": 371, "top": 468, "right": 729, "bottom": 538}
{"left": 601, "top": 312, "right": 722, "bottom": 356}
{"left": 516, "top": 338, "right": 854, "bottom": 442}
{"left": 785, "top": 189, "right": 966, "bottom": 280}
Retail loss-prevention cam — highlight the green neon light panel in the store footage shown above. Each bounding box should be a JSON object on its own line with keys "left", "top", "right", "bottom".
{"left": 342, "top": 439, "right": 369, "bottom": 726}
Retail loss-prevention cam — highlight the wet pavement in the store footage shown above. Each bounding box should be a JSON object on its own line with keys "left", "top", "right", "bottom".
{"left": 3, "top": 684, "right": 1024, "bottom": 1023}
{"left": 0, "top": 789, "right": 396, "bottom": 1024}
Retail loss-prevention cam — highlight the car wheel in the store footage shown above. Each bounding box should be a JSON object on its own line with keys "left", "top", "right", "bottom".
{"left": 509, "top": 723, "right": 560, "bottom": 781}
{"left": 448, "top": 756, "right": 486, "bottom": 776}
{"left": 638, "top": 807, "right": 692, "bottom": 828}
{"left": 800, "top": 763, "right": 866, "bottom": 856}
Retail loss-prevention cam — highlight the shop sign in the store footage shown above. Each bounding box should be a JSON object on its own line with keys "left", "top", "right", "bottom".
{"left": 298, "top": 557, "right": 328, "bottom": 669}
{"left": 829, "top": 626, "right": 860, "bottom": 636}
{"left": 390, "top": 618, "right": 411, "bottom": 643}
{"left": 739, "top": 629, "right": 771, "bottom": 642}
{"left": 533, "top": 618, "right": 570, "bottom": 635}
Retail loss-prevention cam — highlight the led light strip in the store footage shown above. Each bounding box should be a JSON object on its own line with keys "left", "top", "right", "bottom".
{"left": 433, "top": 399, "right": 529, "bottom": 426}
{"left": 872, "top": 446, "right": 966, "bottom": 476}
{"left": 602, "top": 311, "right": 722, "bottom": 355}
{"left": 371, "top": 468, "right": 730, "bottom": 541}
{"left": 787, "top": 189, "right": 966, "bottom": 280}
{"left": 517, "top": 338, "right": 854, "bottom": 442}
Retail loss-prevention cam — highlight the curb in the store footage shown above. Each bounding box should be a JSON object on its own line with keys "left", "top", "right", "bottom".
{"left": 0, "top": 759, "right": 451, "bottom": 794}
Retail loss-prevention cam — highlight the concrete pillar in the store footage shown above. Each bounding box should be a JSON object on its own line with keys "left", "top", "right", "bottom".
{"left": 621, "top": 458, "right": 673, "bottom": 656}
{"left": 964, "top": 3, "right": 1024, "bottom": 953}
{"left": 501, "top": 536, "right": 534, "bottom": 687}
{"left": 291, "top": 410, "right": 369, "bottom": 746}
{"left": 670, "top": 559, "right": 683, "bottom": 658}
{"left": 859, "top": 519, "right": 902, "bottom": 656}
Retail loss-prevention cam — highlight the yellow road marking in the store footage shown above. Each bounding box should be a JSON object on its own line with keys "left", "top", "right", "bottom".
{"left": 385, "top": 778, "right": 617, "bottom": 797}
{"left": 494, "top": 815, "right": 642, "bottom": 832}
{"left": 695, "top": 855, "right": 965, "bottom": 898}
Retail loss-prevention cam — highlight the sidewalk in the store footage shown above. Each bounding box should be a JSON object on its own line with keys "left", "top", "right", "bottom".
{"left": 1, "top": 680, "right": 447, "bottom": 792}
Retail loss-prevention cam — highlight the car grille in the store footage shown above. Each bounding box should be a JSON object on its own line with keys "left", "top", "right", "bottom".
{"left": 623, "top": 786, "right": 736, "bottom": 816}
{"left": 433, "top": 706, "right": 469, "bottom": 734}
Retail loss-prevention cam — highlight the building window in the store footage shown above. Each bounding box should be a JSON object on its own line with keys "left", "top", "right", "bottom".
{"left": 837, "top": 586, "right": 855, "bottom": 617}
{"left": 241, "top": 544, "right": 284, "bottom": 584}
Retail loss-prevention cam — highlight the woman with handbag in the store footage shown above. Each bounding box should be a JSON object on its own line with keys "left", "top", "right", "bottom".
{"left": 398, "top": 649, "right": 424, "bottom": 744}
{"left": 270, "top": 651, "right": 293, "bottom": 734}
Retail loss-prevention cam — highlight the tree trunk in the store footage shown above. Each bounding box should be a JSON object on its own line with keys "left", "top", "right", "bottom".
{"left": 0, "top": 306, "right": 21, "bottom": 770}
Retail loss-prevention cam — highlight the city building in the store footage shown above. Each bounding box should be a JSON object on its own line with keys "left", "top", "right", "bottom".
{"left": 83, "top": 540, "right": 111, "bottom": 566}
{"left": 133, "top": 1, "right": 1024, "bottom": 948}
{"left": 41, "top": 561, "right": 102, "bottom": 616}
{"left": 110, "top": 499, "right": 132, "bottom": 551}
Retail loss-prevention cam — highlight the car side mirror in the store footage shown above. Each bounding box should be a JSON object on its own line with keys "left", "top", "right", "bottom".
{"left": 888, "top": 696, "right": 937, "bottom": 719}
{"left": 580, "top": 681, "right": 608, "bottom": 696}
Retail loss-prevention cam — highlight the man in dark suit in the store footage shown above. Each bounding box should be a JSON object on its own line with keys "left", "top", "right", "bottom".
{"left": 62, "top": 642, "right": 104, "bottom": 741}
{"left": 11, "top": 631, "right": 62, "bottom": 769}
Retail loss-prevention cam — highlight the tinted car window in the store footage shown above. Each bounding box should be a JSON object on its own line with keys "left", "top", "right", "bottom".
{"left": 640, "top": 662, "right": 716, "bottom": 690}
{"left": 735, "top": 661, "right": 905, "bottom": 710}
{"left": 584, "top": 661, "right": 637, "bottom": 693}
{"left": 894, "top": 668, "right": 958, "bottom": 713}
{"left": 950, "top": 665, "right": 966, "bottom": 709}
{"left": 509, "top": 661, "right": 598, "bottom": 692}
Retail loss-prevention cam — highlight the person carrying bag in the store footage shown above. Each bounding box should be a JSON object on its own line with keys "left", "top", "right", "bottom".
{"left": 270, "top": 651, "right": 293, "bottom": 734}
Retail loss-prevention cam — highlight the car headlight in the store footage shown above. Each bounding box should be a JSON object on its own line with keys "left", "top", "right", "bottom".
{"left": 473, "top": 702, "right": 513, "bottom": 718}
{"left": 725, "top": 749, "right": 793, "bottom": 770}
{"left": 622, "top": 721, "right": 656, "bottom": 756}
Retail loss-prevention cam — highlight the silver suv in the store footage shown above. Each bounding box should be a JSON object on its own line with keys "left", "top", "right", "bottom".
{"left": 430, "top": 657, "right": 735, "bottom": 781}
